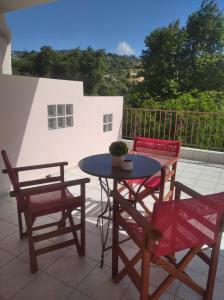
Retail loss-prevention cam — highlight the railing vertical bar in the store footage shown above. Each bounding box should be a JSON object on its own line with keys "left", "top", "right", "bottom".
{"left": 168, "top": 111, "right": 172, "bottom": 140}
{"left": 195, "top": 113, "right": 201, "bottom": 148}
{"left": 221, "top": 127, "right": 224, "bottom": 151}
{"left": 201, "top": 114, "right": 207, "bottom": 149}
{"left": 184, "top": 112, "right": 189, "bottom": 145}
{"left": 137, "top": 111, "right": 141, "bottom": 136}
{"left": 153, "top": 111, "right": 156, "bottom": 139}
{"left": 130, "top": 109, "right": 133, "bottom": 138}
{"left": 148, "top": 110, "right": 151, "bottom": 138}
{"left": 163, "top": 111, "right": 166, "bottom": 139}
{"left": 158, "top": 110, "right": 161, "bottom": 139}
{"left": 215, "top": 114, "right": 220, "bottom": 150}
{"left": 125, "top": 109, "right": 128, "bottom": 138}
{"left": 139, "top": 111, "right": 142, "bottom": 136}
{"left": 207, "top": 113, "right": 214, "bottom": 150}
{"left": 143, "top": 110, "right": 146, "bottom": 137}
{"left": 122, "top": 108, "right": 125, "bottom": 138}
{"left": 190, "top": 112, "right": 195, "bottom": 145}
{"left": 174, "top": 112, "right": 178, "bottom": 140}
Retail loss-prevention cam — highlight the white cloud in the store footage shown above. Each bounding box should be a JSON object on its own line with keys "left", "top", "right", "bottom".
{"left": 115, "top": 41, "right": 135, "bottom": 56}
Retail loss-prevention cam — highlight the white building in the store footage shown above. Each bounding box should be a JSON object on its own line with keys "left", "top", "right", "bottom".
{"left": 0, "top": 0, "right": 123, "bottom": 193}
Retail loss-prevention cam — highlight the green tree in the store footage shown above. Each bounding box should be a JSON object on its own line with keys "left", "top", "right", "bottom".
{"left": 142, "top": 21, "right": 188, "bottom": 99}
{"left": 79, "top": 47, "right": 107, "bottom": 95}
{"left": 33, "top": 46, "right": 56, "bottom": 77}
{"left": 187, "top": 0, "right": 224, "bottom": 56}
{"left": 12, "top": 50, "right": 38, "bottom": 76}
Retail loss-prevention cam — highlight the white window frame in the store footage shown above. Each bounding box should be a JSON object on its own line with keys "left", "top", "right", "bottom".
{"left": 48, "top": 104, "right": 73, "bottom": 130}
{"left": 103, "top": 113, "right": 113, "bottom": 132}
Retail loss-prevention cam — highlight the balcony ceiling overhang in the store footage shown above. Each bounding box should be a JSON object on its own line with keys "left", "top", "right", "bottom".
{"left": 0, "top": 0, "right": 56, "bottom": 13}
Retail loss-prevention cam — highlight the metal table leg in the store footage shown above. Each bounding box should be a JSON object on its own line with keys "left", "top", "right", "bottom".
{"left": 97, "top": 177, "right": 113, "bottom": 268}
{"left": 97, "top": 176, "right": 151, "bottom": 268}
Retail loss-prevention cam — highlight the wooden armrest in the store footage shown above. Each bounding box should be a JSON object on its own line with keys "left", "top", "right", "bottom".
{"left": 174, "top": 181, "right": 202, "bottom": 198}
{"left": 114, "top": 192, "right": 161, "bottom": 240}
{"left": 10, "top": 178, "right": 90, "bottom": 197}
{"left": 2, "top": 161, "right": 68, "bottom": 174}
{"left": 162, "top": 156, "right": 179, "bottom": 168}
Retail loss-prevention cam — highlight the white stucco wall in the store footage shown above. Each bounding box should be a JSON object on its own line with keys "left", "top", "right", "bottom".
{"left": 0, "top": 75, "right": 123, "bottom": 192}
{"left": 0, "top": 13, "right": 12, "bottom": 74}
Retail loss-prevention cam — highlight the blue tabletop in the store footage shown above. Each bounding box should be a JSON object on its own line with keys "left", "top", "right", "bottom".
{"left": 78, "top": 153, "right": 161, "bottom": 180}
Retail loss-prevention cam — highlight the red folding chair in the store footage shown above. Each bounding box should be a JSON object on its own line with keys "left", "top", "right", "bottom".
{"left": 112, "top": 181, "right": 224, "bottom": 300}
{"left": 119, "top": 137, "right": 181, "bottom": 203}
{"left": 1, "top": 150, "right": 90, "bottom": 273}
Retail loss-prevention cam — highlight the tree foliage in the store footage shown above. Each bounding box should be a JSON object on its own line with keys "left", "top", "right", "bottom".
{"left": 186, "top": 0, "right": 224, "bottom": 55}
{"left": 142, "top": 21, "right": 188, "bottom": 99}
{"left": 140, "top": 0, "right": 224, "bottom": 103}
{"left": 12, "top": 47, "right": 139, "bottom": 96}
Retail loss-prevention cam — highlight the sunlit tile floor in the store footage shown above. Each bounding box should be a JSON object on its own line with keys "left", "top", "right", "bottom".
{"left": 0, "top": 159, "right": 223, "bottom": 300}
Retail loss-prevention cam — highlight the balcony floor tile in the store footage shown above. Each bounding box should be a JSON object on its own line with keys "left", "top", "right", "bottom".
{"left": 0, "top": 159, "right": 223, "bottom": 300}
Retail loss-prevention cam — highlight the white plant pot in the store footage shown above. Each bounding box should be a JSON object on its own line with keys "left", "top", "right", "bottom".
{"left": 112, "top": 155, "right": 124, "bottom": 167}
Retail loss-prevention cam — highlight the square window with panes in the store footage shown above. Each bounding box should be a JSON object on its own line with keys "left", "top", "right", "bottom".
{"left": 48, "top": 104, "right": 73, "bottom": 130}
{"left": 103, "top": 114, "right": 113, "bottom": 132}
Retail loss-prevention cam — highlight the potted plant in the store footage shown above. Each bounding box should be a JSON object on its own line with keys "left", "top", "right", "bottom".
{"left": 109, "top": 141, "right": 128, "bottom": 167}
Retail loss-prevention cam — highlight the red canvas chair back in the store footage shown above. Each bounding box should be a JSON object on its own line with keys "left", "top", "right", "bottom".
{"left": 152, "top": 192, "right": 224, "bottom": 257}
{"left": 121, "top": 137, "right": 181, "bottom": 202}
{"left": 133, "top": 137, "right": 181, "bottom": 157}
{"left": 112, "top": 184, "right": 224, "bottom": 300}
{"left": 1, "top": 150, "right": 20, "bottom": 192}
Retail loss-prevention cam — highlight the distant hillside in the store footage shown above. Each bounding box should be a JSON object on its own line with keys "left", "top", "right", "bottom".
{"left": 12, "top": 47, "right": 141, "bottom": 96}
{"left": 12, "top": 49, "right": 141, "bottom": 76}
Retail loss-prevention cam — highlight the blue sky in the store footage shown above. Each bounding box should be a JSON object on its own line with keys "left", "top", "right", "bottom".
{"left": 6, "top": 0, "right": 224, "bottom": 57}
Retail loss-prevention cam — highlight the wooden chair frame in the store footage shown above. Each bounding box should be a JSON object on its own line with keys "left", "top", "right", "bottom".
{"left": 3, "top": 160, "right": 68, "bottom": 238}
{"left": 118, "top": 137, "right": 181, "bottom": 203}
{"left": 112, "top": 181, "right": 224, "bottom": 300}
{"left": 2, "top": 150, "right": 90, "bottom": 273}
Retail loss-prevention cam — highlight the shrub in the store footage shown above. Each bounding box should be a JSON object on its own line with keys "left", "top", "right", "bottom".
{"left": 109, "top": 141, "right": 128, "bottom": 156}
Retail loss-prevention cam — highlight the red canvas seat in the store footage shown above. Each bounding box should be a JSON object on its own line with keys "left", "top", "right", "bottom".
{"left": 28, "top": 189, "right": 82, "bottom": 217}
{"left": 1, "top": 150, "right": 90, "bottom": 273}
{"left": 112, "top": 182, "right": 224, "bottom": 300}
{"left": 119, "top": 137, "right": 181, "bottom": 202}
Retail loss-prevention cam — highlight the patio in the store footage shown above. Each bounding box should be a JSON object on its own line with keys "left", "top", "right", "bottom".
{"left": 0, "top": 158, "right": 223, "bottom": 300}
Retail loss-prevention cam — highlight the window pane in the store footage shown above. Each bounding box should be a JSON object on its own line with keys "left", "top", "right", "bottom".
{"left": 66, "top": 116, "right": 73, "bottom": 127}
{"left": 48, "top": 118, "right": 57, "bottom": 130}
{"left": 108, "top": 123, "right": 112, "bottom": 131}
{"left": 57, "top": 104, "right": 65, "bottom": 116}
{"left": 103, "top": 114, "right": 108, "bottom": 123}
{"left": 48, "top": 105, "right": 56, "bottom": 117}
{"left": 66, "top": 104, "right": 73, "bottom": 115}
{"left": 103, "top": 124, "right": 108, "bottom": 132}
{"left": 108, "top": 114, "right": 113, "bottom": 122}
{"left": 57, "top": 117, "right": 65, "bottom": 128}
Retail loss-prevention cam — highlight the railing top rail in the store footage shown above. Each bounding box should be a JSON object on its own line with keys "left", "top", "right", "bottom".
{"left": 124, "top": 107, "right": 224, "bottom": 116}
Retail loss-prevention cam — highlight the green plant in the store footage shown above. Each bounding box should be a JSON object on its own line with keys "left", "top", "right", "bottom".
{"left": 109, "top": 141, "right": 128, "bottom": 156}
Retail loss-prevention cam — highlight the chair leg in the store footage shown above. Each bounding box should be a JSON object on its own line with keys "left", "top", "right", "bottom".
{"left": 18, "top": 209, "right": 24, "bottom": 239}
{"left": 140, "top": 246, "right": 151, "bottom": 300}
{"left": 68, "top": 213, "right": 83, "bottom": 256}
{"left": 205, "top": 235, "right": 222, "bottom": 299}
{"left": 24, "top": 213, "right": 38, "bottom": 273}
{"left": 112, "top": 181, "right": 119, "bottom": 278}
{"left": 59, "top": 210, "right": 66, "bottom": 228}
{"left": 169, "top": 163, "right": 177, "bottom": 201}
{"left": 80, "top": 200, "right": 85, "bottom": 256}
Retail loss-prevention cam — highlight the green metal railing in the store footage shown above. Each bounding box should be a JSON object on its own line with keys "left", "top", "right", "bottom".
{"left": 122, "top": 107, "right": 224, "bottom": 152}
